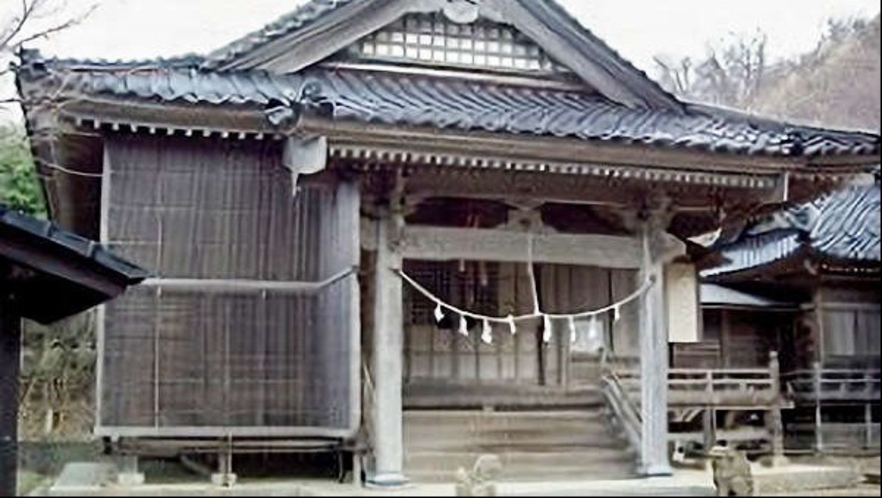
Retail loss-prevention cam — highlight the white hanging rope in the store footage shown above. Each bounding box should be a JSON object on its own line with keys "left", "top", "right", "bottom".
{"left": 395, "top": 268, "right": 655, "bottom": 324}
{"left": 526, "top": 231, "right": 541, "bottom": 315}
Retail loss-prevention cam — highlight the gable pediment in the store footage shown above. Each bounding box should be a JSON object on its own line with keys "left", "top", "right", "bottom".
{"left": 205, "top": 0, "right": 682, "bottom": 111}
{"left": 337, "top": 12, "right": 576, "bottom": 80}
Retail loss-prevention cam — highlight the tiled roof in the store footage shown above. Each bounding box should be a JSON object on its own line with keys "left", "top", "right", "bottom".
{"left": 810, "top": 184, "right": 881, "bottom": 261}
{"left": 703, "top": 183, "right": 881, "bottom": 276}
{"left": 0, "top": 204, "right": 150, "bottom": 323}
{"left": 16, "top": 52, "right": 881, "bottom": 159}
{"left": 0, "top": 205, "right": 151, "bottom": 282}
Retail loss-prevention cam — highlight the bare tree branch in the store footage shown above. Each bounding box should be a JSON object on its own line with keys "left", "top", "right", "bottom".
{"left": 1, "top": 0, "right": 97, "bottom": 54}
{"left": 654, "top": 30, "right": 770, "bottom": 109}
{"left": 0, "top": 0, "right": 41, "bottom": 50}
{"left": 15, "top": 3, "right": 97, "bottom": 47}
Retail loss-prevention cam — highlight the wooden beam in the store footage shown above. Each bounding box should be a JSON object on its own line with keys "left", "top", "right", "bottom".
{"left": 138, "top": 269, "right": 354, "bottom": 294}
{"left": 399, "top": 169, "right": 651, "bottom": 208}
{"left": 361, "top": 224, "right": 644, "bottom": 268}
{"left": 58, "top": 100, "right": 277, "bottom": 137}
{"left": 304, "top": 117, "right": 809, "bottom": 173}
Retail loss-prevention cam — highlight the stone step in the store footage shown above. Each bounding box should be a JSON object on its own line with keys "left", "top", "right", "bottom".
{"left": 404, "top": 450, "right": 636, "bottom": 483}
{"left": 403, "top": 420, "right": 611, "bottom": 436}
{"left": 402, "top": 409, "right": 635, "bottom": 483}
{"left": 405, "top": 433, "right": 627, "bottom": 451}
{"left": 403, "top": 385, "right": 604, "bottom": 409}
{"left": 405, "top": 450, "right": 635, "bottom": 472}
{"left": 404, "top": 410, "right": 606, "bottom": 424}
{"left": 405, "top": 467, "right": 636, "bottom": 484}
{"left": 404, "top": 410, "right": 623, "bottom": 448}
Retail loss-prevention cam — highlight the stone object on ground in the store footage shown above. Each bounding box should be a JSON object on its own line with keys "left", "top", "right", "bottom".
{"left": 455, "top": 454, "right": 503, "bottom": 496}
{"left": 708, "top": 445, "right": 754, "bottom": 496}
{"left": 211, "top": 472, "right": 238, "bottom": 487}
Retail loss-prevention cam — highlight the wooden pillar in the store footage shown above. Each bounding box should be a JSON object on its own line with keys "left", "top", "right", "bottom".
{"left": 702, "top": 409, "right": 716, "bottom": 452}
{"left": 766, "top": 352, "right": 788, "bottom": 466}
{"left": 865, "top": 370, "right": 873, "bottom": 449}
{"left": 638, "top": 219, "right": 673, "bottom": 477}
{"left": 702, "top": 368, "right": 715, "bottom": 454}
{"left": 813, "top": 361, "right": 823, "bottom": 454}
{"left": 0, "top": 297, "right": 21, "bottom": 498}
{"left": 368, "top": 210, "right": 408, "bottom": 486}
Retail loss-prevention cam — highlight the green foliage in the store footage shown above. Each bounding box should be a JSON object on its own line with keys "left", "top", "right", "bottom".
{"left": 17, "top": 470, "right": 48, "bottom": 496}
{"left": 0, "top": 125, "right": 45, "bottom": 217}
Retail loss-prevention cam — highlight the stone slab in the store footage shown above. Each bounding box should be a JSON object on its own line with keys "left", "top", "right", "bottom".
{"left": 43, "top": 462, "right": 864, "bottom": 497}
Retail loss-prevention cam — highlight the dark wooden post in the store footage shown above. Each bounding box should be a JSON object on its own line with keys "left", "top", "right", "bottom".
{"left": 0, "top": 297, "right": 22, "bottom": 497}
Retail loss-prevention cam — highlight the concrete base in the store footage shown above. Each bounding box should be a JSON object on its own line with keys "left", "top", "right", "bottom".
{"left": 639, "top": 464, "right": 674, "bottom": 478}
{"left": 753, "top": 464, "right": 861, "bottom": 494}
{"left": 117, "top": 472, "right": 146, "bottom": 486}
{"left": 366, "top": 472, "right": 410, "bottom": 489}
{"left": 211, "top": 472, "right": 238, "bottom": 487}
{"left": 41, "top": 462, "right": 868, "bottom": 497}
{"left": 52, "top": 462, "right": 116, "bottom": 488}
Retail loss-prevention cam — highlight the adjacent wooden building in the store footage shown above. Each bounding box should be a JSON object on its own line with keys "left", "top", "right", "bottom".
{"left": 15, "top": 0, "right": 881, "bottom": 485}
{"left": 701, "top": 180, "right": 880, "bottom": 453}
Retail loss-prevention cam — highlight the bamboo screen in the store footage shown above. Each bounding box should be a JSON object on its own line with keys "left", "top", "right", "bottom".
{"left": 98, "top": 135, "right": 359, "bottom": 438}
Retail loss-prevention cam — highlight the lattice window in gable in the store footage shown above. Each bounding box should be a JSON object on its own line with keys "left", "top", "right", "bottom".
{"left": 358, "top": 14, "right": 570, "bottom": 74}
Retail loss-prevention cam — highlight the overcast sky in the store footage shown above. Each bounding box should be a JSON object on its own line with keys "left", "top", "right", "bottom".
{"left": 4, "top": 0, "right": 879, "bottom": 70}
{"left": 0, "top": 0, "right": 879, "bottom": 120}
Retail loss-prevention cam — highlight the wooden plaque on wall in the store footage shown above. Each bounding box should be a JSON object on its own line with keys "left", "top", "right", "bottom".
{"left": 665, "top": 262, "right": 701, "bottom": 343}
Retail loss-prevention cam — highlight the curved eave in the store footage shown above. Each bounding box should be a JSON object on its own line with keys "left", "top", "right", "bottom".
{"left": 41, "top": 94, "right": 828, "bottom": 182}
{"left": 15, "top": 55, "right": 880, "bottom": 163}
{"left": 701, "top": 235, "right": 807, "bottom": 279}
{"left": 809, "top": 250, "right": 882, "bottom": 275}
{"left": 24, "top": 94, "right": 873, "bottom": 212}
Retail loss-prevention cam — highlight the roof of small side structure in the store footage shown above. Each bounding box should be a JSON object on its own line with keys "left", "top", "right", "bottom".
{"left": 700, "top": 283, "right": 798, "bottom": 310}
{"left": 703, "top": 182, "right": 881, "bottom": 277}
{"left": 15, "top": 51, "right": 881, "bottom": 159}
{"left": 0, "top": 205, "right": 150, "bottom": 323}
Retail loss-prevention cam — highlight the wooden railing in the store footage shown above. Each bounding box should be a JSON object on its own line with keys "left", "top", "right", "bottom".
{"left": 783, "top": 363, "right": 881, "bottom": 403}
{"left": 782, "top": 362, "right": 880, "bottom": 453}
{"left": 599, "top": 349, "right": 642, "bottom": 453}
{"left": 599, "top": 351, "right": 793, "bottom": 461}
{"left": 611, "top": 355, "right": 782, "bottom": 409}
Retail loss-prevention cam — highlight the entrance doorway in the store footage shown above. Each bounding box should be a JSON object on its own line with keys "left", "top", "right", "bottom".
{"left": 402, "top": 260, "right": 638, "bottom": 407}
